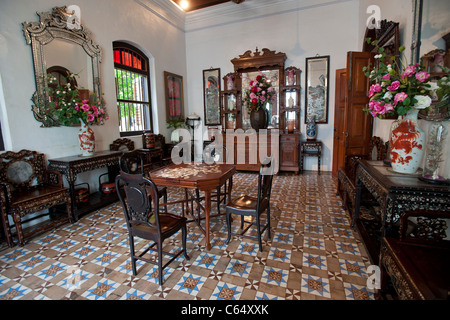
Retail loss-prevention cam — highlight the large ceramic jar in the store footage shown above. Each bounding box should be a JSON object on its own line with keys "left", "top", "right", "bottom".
{"left": 389, "top": 108, "right": 425, "bottom": 174}
{"left": 78, "top": 119, "right": 95, "bottom": 156}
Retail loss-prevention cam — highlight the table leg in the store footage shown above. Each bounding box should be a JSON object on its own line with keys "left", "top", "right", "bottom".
{"left": 204, "top": 190, "right": 211, "bottom": 250}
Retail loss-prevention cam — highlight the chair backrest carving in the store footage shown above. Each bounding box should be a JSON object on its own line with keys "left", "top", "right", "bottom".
{"left": 0, "top": 150, "right": 46, "bottom": 191}
{"left": 203, "top": 144, "right": 228, "bottom": 164}
{"left": 110, "top": 138, "right": 135, "bottom": 152}
{"left": 116, "top": 172, "right": 160, "bottom": 231}
{"left": 119, "top": 150, "right": 146, "bottom": 175}
{"left": 257, "top": 157, "right": 275, "bottom": 211}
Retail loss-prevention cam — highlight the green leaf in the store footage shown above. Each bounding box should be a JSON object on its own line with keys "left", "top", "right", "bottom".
{"left": 399, "top": 46, "right": 406, "bottom": 53}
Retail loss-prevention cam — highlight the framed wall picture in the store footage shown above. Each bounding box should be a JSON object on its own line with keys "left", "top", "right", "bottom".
{"left": 203, "top": 68, "right": 221, "bottom": 126}
{"left": 164, "top": 71, "right": 185, "bottom": 122}
{"left": 305, "top": 56, "right": 330, "bottom": 124}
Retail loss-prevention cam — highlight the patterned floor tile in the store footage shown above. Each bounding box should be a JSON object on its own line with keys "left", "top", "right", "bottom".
{"left": 82, "top": 279, "right": 120, "bottom": 300}
{"left": 0, "top": 172, "right": 374, "bottom": 300}
{"left": 211, "top": 281, "right": 243, "bottom": 300}
{"left": 300, "top": 274, "right": 331, "bottom": 298}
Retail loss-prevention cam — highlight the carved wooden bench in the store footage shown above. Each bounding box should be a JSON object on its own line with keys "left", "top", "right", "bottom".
{"left": 0, "top": 150, "right": 72, "bottom": 246}
{"left": 337, "top": 136, "right": 387, "bottom": 218}
{"left": 380, "top": 210, "right": 450, "bottom": 300}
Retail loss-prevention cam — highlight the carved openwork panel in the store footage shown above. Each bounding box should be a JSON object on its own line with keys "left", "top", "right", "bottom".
{"left": 0, "top": 150, "right": 47, "bottom": 191}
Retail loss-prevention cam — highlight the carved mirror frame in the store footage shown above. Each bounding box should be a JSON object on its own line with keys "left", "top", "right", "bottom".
{"left": 22, "top": 6, "right": 102, "bottom": 127}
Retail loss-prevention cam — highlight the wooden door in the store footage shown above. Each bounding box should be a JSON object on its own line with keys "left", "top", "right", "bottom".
{"left": 344, "top": 51, "right": 374, "bottom": 156}
{"left": 331, "top": 52, "right": 374, "bottom": 173}
{"left": 332, "top": 68, "right": 347, "bottom": 174}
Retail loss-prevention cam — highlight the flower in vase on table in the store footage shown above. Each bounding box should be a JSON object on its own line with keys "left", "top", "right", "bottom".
{"left": 48, "top": 73, "right": 109, "bottom": 126}
{"left": 243, "top": 74, "right": 276, "bottom": 112}
{"left": 363, "top": 44, "right": 434, "bottom": 119}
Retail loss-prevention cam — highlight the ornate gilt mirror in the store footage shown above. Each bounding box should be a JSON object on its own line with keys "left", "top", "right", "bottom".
{"left": 22, "top": 6, "right": 102, "bottom": 127}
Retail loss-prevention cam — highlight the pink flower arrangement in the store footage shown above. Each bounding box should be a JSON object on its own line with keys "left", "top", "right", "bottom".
{"left": 243, "top": 74, "right": 276, "bottom": 112}
{"left": 49, "top": 73, "right": 109, "bottom": 127}
{"left": 363, "top": 43, "right": 434, "bottom": 118}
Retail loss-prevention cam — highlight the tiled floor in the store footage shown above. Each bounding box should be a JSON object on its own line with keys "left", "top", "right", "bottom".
{"left": 0, "top": 172, "right": 375, "bottom": 300}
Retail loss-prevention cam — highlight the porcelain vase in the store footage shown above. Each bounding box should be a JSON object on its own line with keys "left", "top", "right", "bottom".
{"left": 78, "top": 119, "right": 95, "bottom": 156}
{"left": 390, "top": 108, "right": 425, "bottom": 174}
{"left": 306, "top": 115, "right": 317, "bottom": 140}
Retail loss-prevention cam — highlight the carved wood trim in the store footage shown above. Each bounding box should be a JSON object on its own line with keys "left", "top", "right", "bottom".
{"left": 231, "top": 47, "right": 286, "bottom": 72}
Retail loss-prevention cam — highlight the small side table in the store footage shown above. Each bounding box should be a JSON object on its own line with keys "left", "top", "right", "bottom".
{"left": 300, "top": 141, "right": 322, "bottom": 175}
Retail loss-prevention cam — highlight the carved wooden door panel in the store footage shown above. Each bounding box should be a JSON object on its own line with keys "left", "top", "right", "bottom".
{"left": 344, "top": 51, "right": 374, "bottom": 157}
{"left": 332, "top": 52, "right": 374, "bottom": 173}
{"left": 332, "top": 68, "right": 347, "bottom": 174}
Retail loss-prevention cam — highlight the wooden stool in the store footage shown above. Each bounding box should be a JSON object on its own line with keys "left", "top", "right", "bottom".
{"left": 300, "top": 141, "right": 322, "bottom": 175}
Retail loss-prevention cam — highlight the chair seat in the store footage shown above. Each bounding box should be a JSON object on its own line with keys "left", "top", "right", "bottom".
{"left": 11, "top": 185, "right": 68, "bottom": 208}
{"left": 131, "top": 213, "right": 186, "bottom": 238}
{"left": 227, "top": 195, "right": 268, "bottom": 213}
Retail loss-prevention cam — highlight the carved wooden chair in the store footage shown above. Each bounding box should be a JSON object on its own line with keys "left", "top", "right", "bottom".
{"left": 225, "top": 157, "right": 274, "bottom": 251}
{"left": 337, "top": 136, "right": 387, "bottom": 218}
{"left": 109, "top": 138, "right": 135, "bottom": 152}
{"left": 115, "top": 172, "right": 189, "bottom": 284}
{"left": 99, "top": 138, "right": 135, "bottom": 195}
{"left": 380, "top": 210, "right": 450, "bottom": 300}
{"left": 119, "top": 150, "right": 168, "bottom": 211}
{"left": 0, "top": 150, "right": 72, "bottom": 246}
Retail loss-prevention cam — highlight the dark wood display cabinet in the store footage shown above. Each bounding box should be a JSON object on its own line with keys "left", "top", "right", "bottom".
{"left": 279, "top": 66, "right": 301, "bottom": 173}
{"left": 217, "top": 48, "right": 302, "bottom": 173}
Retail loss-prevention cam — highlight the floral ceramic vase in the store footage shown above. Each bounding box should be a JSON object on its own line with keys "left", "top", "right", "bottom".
{"left": 389, "top": 108, "right": 425, "bottom": 174}
{"left": 306, "top": 115, "right": 317, "bottom": 140}
{"left": 226, "top": 75, "right": 235, "bottom": 90}
{"left": 287, "top": 69, "right": 295, "bottom": 86}
{"left": 78, "top": 119, "right": 95, "bottom": 156}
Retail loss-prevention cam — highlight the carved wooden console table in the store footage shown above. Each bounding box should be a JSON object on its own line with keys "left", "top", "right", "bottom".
{"left": 48, "top": 150, "right": 122, "bottom": 220}
{"left": 354, "top": 160, "right": 450, "bottom": 263}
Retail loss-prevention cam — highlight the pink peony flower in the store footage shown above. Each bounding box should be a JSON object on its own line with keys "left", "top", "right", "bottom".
{"left": 369, "top": 83, "right": 382, "bottom": 97}
{"left": 81, "top": 103, "right": 90, "bottom": 112}
{"left": 384, "top": 103, "right": 394, "bottom": 112}
{"left": 415, "top": 71, "right": 430, "bottom": 82}
{"left": 403, "top": 65, "right": 416, "bottom": 77}
{"left": 382, "top": 74, "right": 391, "bottom": 80}
{"left": 394, "top": 92, "right": 408, "bottom": 103}
{"left": 87, "top": 114, "right": 95, "bottom": 122}
{"left": 387, "top": 81, "right": 400, "bottom": 91}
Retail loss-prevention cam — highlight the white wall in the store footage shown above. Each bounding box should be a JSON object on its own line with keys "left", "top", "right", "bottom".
{"left": 0, "top": 0, "right": 187, "bottom": 189}
{"left": 184, "top": 0, "right": 361, "bottom": 171}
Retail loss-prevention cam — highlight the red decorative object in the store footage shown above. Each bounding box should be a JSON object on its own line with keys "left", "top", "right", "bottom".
{"left": 390, "top": 109, "right": 424, "bottom": 174}
{"left": 78, "top": 119, "right": 95, "bottom": 156}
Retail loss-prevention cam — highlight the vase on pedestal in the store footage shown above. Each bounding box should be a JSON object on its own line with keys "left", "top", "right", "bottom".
{"left": 389, "top": 108, "right": 425, "bottom": 174}
{"left": 306, "top": 115, "right": 317, "bottom": 140}
{"left": 78, "top": 119, "right": 95, "bottom": 156}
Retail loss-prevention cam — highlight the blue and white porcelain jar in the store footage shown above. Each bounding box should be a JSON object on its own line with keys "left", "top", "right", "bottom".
{"left": 306, "top": 115, "right": 317, "bottom": 140}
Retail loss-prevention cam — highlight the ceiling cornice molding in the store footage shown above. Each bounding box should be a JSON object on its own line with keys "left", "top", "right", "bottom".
{"left": 134, "top": 0, "right": 185, "bottom": 32}
{"left": 184, "top": 0, "right": 353, "bottom": 32}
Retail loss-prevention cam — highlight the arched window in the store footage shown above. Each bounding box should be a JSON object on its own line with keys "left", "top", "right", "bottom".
{"left": 113, "top": 42, "right": 153, "bottom": 136}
